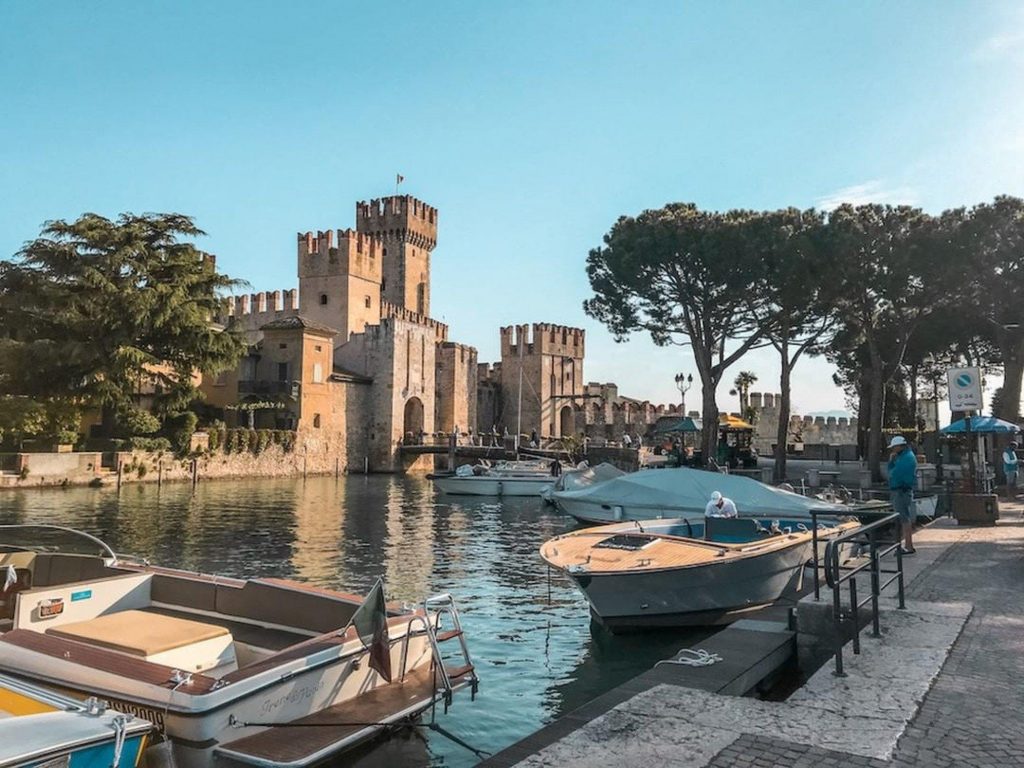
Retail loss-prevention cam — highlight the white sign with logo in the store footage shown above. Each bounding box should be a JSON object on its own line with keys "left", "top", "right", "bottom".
{"left": 947, "top": 367, "right": 983, "bottom": 411}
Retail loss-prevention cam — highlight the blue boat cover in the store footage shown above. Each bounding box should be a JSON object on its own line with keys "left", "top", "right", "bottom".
{"left": 553, "top": 467, "right": 849, "bottom": 517}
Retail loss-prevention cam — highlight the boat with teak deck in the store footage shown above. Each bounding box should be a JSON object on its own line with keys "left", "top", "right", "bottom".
{"left": 541, "top": 516, "right": 859, "bottom": 629}
{"left": 0, "top": 525, "right": 478, "bottom": 768}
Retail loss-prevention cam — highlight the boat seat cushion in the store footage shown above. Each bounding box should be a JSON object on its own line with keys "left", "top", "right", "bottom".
{"left": 46, "top": 609, "right": 229, "bottom": 657}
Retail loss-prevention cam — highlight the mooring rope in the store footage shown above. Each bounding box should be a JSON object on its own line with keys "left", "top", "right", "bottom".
{"left": 654, "top": 648, "right": 723, "bottom": 668}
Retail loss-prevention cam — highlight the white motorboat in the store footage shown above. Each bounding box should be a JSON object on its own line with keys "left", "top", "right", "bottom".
{"left": 432, "top": 460, "right": 561, "bottom": 496}
{"left": 541, "top": 516, "right": 859, "bottom": 629}
{"left": 0, "top": 525, "right": 478, "bottom": 768}
{"left": 551, "top": 467, "right": 849, "bottom": 524}
{"left": 0, "top": 673, "right": 152, "bottom": 768}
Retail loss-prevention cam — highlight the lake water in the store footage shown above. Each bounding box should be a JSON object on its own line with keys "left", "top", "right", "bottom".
{"left": 0, "top": 475, "right": 706, "bottom": 766}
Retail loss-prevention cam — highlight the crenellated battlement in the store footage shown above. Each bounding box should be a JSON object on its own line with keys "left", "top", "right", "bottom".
{"left": 215, "top": 288, "right": 301, "bottom": 335}
{"left": 500, "top": 322, "right": 585, "bottom": 358}
{"left": 355, "top": 195, "right": 437, "bottom": 250}
{"left": 297, "top": 228, "right": 382, "bottom": 282}
{"left": 438, "top": 340, "right": 478, "bottom": 364}
{"left": 381, "top": 301, "right": 448, "bottom": 341}
{"left": 477, "top": 362, "right": 503, "bottom": 383}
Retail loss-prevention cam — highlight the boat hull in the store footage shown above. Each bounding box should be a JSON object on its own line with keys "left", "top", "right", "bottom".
{"left": 553, "top": 495, "right": 708, "bottom": 524}
{"left": 568, "top": 540, "right": 814, "bottom": 629}
{"left": 433, "top": 475, "right": 554, "bottom": 496}
{"left": 0, "top": 628, "right": 436, "bottom": 768}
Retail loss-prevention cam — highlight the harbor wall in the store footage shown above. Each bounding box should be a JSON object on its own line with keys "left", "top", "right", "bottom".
{"left": 0, "top": 436, "right": 357, "bottom": 489}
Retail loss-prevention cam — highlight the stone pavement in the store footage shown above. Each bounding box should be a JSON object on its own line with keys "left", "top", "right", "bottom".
{"left": 709, "top": 501, "right": 1024, "bottom": 768}
{"left": 501, "top": 503, "right": 1024, "bottom": 768}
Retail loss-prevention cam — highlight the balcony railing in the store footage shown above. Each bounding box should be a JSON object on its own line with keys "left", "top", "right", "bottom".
{"left": 237, "top": 380, "right": 300, "bottom": 397}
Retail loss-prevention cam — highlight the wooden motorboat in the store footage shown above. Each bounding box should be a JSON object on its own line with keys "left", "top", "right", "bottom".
{"left": 541, "top": 516, "right": 859, "bottom": 629}
{"left": 0, "top": 672, "right": 151, "bottom": 768}
{"left": 0, "top": 525, "right": 478, "bottom": 768}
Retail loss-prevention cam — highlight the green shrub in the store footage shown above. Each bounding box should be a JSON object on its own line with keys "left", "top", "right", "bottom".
{"left": 207, "top": 429, "right": 224, "bottom": 452}
{"left": 126, "top": 436, "right": 172, "bottom": 452}
{"left": 118, "top": 407, "right": 160, "bottom": 437}
{"left": 167, "top": 412, "right": 198, "bottom": 456}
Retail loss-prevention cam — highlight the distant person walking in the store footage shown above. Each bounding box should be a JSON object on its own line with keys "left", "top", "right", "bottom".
{"left": 1003, "top": 441, "right": 1019, "bottom": 499}
{"left": 888, "top": 436, "right": 917, "bottom": 555}
{"left": 704, "top": 491, "right": 737, "bottom": 518}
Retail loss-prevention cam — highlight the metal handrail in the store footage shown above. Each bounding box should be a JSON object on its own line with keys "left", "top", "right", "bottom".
{"left": 809, "top": 507, "right": 906, "bottom": 676}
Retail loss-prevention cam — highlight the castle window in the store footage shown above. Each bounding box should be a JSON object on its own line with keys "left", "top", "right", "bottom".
{"left": 313, "top": 413, "right": 321, "bottom": 429}
{"left": 279, "top": 343, "right": 287, "bottom": 349}
{"left": 313, "top": 363, "right": 323, "bottom": 383}
{"left": 277, "top": 362, "right": 288, "bottom": 381}
{"left": 382, "top": 247, "right": 387, "bottom": 256}
{"left": 319, "top": 294, "right": 328, "bottom": 305}
{"left": 364, "top": 295, "right": 371, "bottom": 308}
{"left": 315, "top": 345, "right": 322, "bottom": 352}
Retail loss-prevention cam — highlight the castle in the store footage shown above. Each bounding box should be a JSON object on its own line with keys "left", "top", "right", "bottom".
{"left": 202, "top": 195, "right": 476, "bottom": 472}
{"left": 199, "top": 193, "right": 692, "bottom": 473}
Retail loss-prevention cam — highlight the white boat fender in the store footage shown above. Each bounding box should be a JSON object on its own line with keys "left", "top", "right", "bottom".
{"left": 654, "top": 648, "right": 723, "bottom": 668}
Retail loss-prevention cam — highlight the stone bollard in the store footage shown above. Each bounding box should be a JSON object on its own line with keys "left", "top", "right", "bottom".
{"left": 859, "top": 469, "right": 872, "bottom": 489}
{"left": 807, "top": 468, "right": 820, "bottom": 488}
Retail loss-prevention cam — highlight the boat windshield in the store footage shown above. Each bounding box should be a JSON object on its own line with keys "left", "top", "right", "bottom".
{"left": 0, "top": 524, "right": 116, "bottom": 560}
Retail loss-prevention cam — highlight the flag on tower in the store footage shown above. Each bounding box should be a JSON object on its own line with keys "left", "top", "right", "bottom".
{"left": 396, "top": 173, "right": 404, "bottom": 186}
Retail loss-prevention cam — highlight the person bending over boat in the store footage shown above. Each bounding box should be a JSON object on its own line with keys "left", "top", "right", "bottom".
{"left": 705, "top": 490, "right": 738, "bottom": 518}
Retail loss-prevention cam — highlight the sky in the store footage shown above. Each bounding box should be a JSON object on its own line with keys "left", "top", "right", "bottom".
{"left": 2, "top": 1, "right": 1023, "bottom": 418}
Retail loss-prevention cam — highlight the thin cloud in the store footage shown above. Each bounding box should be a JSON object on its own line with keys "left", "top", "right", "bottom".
{"left": 815, "top": 180, "right": 920, "bottom": 210}
{"left": 972, "top": 10, "right": 1024, "bottom": 63}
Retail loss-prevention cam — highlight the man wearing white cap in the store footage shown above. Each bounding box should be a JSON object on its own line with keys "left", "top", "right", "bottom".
{"left": 705, "top": 490, "right": 738, "bottom": 518}
{"left": 887, "top": 435, "right": 917, "bottom": 554}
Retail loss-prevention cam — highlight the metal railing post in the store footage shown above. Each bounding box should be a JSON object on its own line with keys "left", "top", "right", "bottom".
{"left": 850, "top": 577, "right": 860, "bottom": 655}
{"left": 896, "top": 544, "right": 906, "bottom": 609}
{"left": 811, "top": 510, "right": 821, "bottom": 601}
{"left": 869, "top": 527, "right": 881, "bottom": 638}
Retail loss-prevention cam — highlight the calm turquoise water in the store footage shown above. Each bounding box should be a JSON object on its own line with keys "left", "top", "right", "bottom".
{"left": 0, "top": 475, "right": 704, "bottom": 767}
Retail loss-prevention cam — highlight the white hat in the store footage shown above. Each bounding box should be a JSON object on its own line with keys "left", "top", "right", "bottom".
{"left": 710, "top": 491, "right": 722, "bottom": 503}
{"left": 888, "top": 436, "right": 907, "bottom": 448}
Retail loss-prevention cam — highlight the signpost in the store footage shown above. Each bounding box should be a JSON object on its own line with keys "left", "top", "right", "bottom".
{"left": 946, "top": 367, "right": 983, "bottom": 412}
{"left": 947, "top": 367, "right": 983, "bottom": 492}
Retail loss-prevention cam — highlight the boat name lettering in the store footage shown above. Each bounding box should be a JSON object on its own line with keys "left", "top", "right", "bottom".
{"left": 70, "top": 589, "right": 93, "bottom": 602}
{"left": 260, "top": 679, "right": 325, "bottom": 715}
{"left": 103, "top": 698, "right": 165, "bottom": 729}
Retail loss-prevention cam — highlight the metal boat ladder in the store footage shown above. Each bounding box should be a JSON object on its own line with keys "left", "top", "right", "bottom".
{"left": 399, "top": 593, "right": 478, "bottom": 712}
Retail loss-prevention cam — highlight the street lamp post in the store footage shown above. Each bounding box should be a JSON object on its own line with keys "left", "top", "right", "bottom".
{"left": 674, "top": 373, "right": 693, "bottom": 414}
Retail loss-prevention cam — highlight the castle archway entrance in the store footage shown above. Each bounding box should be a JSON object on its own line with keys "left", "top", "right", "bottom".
{"left": 403, "top": 397, "right": 425, "bottom": 442}
{"left": 559, "top": 406, "right": 574, "bottom": 439}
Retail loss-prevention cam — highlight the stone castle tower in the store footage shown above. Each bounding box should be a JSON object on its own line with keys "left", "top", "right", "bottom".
{"left": 498, "top": 323, "right": 585, "bottom": 438}
{"left": 356, "top": 196, "right": 438, "bottom": 317}
{"left": 296, "top": 228, "right": 383, "bottom": 344}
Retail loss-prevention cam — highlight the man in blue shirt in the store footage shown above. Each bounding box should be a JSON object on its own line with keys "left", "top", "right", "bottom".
{"left": 888, "top": 436, "right": 918, "bottom": 554}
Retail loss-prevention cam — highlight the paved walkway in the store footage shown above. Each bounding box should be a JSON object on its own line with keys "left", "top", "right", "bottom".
{"left": 710, "top": 501, "right": 1024, "bottom": 768}
{"left": 498, "top": 503, "right": 1024, "bottom": 768}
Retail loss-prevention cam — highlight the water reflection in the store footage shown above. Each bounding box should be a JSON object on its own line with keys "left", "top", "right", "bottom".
{"left": 0, "top": 476, "right": 706, "bottom": 767}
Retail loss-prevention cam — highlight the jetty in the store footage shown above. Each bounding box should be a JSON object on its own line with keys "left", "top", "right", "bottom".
{"left": 483, "top": 502, "right": 1024, "bottom": 767}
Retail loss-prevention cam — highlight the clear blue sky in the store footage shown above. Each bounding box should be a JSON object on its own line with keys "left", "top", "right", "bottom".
{"left": 2, "top": 1, "right": 1022, "bottom": 415}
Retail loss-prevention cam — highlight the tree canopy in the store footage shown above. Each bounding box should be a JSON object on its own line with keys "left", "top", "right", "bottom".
{"left": 586, "top": 196, "right": 1024, "bottom": 473}
{"left": 0, "top": 212, "right": 246, "bottom": 439}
